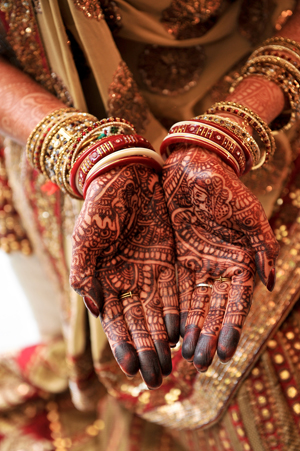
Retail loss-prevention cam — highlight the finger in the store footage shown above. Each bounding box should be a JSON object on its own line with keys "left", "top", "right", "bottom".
{"left": 217, "top": 270, "right": 254, "bottom": 363}
{"left": 193, "top": 279, "right": 230, "bottom": 372}
{"left": 141, "top": 267, "right": 172, "bottom": 377}
{"left": 178, "top": 263, "right": 195, "bottom": 337}
{"left": 70, "top": 185, "right": 115, "bottom": 314}
{"left": 100, "top": 293, "right": 140, "bottom": 377}
{"left": 234, "top": 193, "right": 279, "bottom": 290}
{"left": 182, "top": 279, "right": 213, "bottom": 361}
{"left": 158, "top": 267, "right": 179, "bottom": 346}
{"left": 122, "top": 292, "right": 163, "bottom": 389}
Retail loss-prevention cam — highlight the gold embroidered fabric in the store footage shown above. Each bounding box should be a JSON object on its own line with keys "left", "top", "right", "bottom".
{"left": 107, "top": 61, "right": 150, "bottom": 134}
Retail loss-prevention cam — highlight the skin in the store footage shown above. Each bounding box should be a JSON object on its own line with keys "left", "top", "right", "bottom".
{"left": 70, "top": 164, "right": 179, "bottom": 388}
{"left": 1, "top": 4, "right": 300, "bottom": 380}
{"left": 162, "top": 147, "right": 279, "bottom": 371}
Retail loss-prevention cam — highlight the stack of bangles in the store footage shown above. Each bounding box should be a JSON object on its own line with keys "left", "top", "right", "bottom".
{"left": 160, "top": 39, "right": 300, "bottom": 175}
{"left": 160, "top": 112, "right": 262, "bottom": 177}
{"left": 230, "top": 36, "right": 300, "bottom": 131}
{"left": 26, "top": 107, "right": 164, "bottom": 199}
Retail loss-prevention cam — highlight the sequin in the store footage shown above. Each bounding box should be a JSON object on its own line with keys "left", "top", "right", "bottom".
{"left": 107, "top": 61, "right": 149, "bottom": 134}
{"left": 138, "top": 45, "right": 206, "bottom": 96}
{"left": 161, "top": 0, "right": 224, "bottom": 40}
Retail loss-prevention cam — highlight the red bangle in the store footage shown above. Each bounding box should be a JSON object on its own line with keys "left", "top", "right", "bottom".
{"left": 161, "top": 122, "right": 247, "bottom": 174}
{"left": 70, "top": 134, "right": 154, "bottom": 197}
{"left": 160, "top": 120, "right": 250, "bottom": 176}
{"left": 193, "top": 119, "right": 253, "bottom": 172}
{"left": 83, "top": 156, "right": 162, "bottom": 198}
{"left": 160, "top": 134, "right": 241, "bottom": 176}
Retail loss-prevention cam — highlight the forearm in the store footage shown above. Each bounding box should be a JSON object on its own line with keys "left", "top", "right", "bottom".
{"left": 0, "top": 57, "right": 65, "bottom": 146}
{"left": 221, "top": 4, "right": 300, "bottom": 127}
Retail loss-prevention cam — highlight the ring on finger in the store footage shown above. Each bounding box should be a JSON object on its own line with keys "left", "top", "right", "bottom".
{"left": 214, "top": 276, "right": 231, "bottom": 283}
{"left": 194, "top": 283, "right": 213, "bottom": 289}
{"left": 120, "top": 291, "right": 136, "bottom": 299}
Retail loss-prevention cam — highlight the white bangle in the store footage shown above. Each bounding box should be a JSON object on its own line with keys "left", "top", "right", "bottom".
{"left": 78, "top": 147, "right": 164, "bottom": 194}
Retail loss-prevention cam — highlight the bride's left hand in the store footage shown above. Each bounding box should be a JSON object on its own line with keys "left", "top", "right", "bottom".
{"left": 162, "top": 146, "right": 280, "bottom": 372}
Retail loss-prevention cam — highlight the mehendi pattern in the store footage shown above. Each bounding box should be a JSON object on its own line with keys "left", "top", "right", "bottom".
{"left": 163, "top": 147, "right": 279, "bottom": 370}
{"left": 107, "top": 61, "right": 149, "bottom": 134}
{"left": 70, "top": 165, "right": 178, "bottom": 389}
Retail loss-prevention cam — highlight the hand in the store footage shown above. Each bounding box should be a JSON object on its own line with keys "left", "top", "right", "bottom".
{"left": 70, "top": 164, "right": 179, "bottom": 389}
{"left": 162, "top": 146, "right": 279, "bottom": 372}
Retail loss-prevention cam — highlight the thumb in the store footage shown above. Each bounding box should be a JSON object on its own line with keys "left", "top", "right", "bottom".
{"left": 255, "top": 247, "right": 279, "bottom": 292}
{"left": 70, "top": 273, "right": 104, "bottom": 317}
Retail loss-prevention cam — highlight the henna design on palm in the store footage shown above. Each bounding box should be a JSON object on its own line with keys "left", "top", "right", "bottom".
{"left": 70, "top": 165, "right": 178, "bottom": 389}
{"left": 162, "top": 147, "right": 279, "bottom": 372}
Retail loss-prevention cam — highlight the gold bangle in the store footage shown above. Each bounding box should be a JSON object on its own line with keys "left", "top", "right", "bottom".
{"left": 207, "top": 102, "right": 276, "bottom": 162}
{"left": 195, "top": 114, "right": 261, "bottom": 166}
{"left": 26, "top": 107, "right": 76, "bottom": 167}
{"left": 251, "top": 45, "right": 300, "bottom": 69}
{"left": 243, "top": 55, "right": 300, "bottom": 83}
{"left": 230, "top": 65, "right": 300, "bottom": 131}
{"left": 40, "top": 113, "right": 98, "bottom": 178}
{"left": 262, "top": 36, "right": 300, "bottom": 55}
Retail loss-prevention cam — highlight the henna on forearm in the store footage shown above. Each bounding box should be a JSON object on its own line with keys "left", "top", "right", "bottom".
{"left": 163, "top": 147, "right": 279, "bottom": 370}
{"left": 0, "top": 57, "right": 64, "bottom": 145}
{"left": 226, "top": 76, "right": 285, "bottom": 125}
{"left": 70, "top": 164, "right": 179, "bottom": 388}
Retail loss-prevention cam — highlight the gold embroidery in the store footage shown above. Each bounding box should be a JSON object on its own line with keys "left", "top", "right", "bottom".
{"left": 107, "top": 61, "right": 149, "bottom": 134}
{"left": 161, "top": 0, "right": 224, "bottom": 40}
{"left": 138, "top": 45, "right": 206, "bottom": 96}
{"left": 72, "top": 0, "right": 103, "bottom": 20}
{"left": 0, "top": 0, "right": 72, "bottom": 105}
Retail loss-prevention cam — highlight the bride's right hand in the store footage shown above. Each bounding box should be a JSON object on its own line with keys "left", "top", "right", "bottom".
{"left": 70, "top": 164, "right": 179, "bottom": 389}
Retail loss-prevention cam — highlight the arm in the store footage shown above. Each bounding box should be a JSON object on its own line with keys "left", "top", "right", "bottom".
{"left": 0, "top": 56, "right": 64, "bottom": 145}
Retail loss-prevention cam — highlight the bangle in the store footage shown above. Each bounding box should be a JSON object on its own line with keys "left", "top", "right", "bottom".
{"left": 251, "top": 45, "right": 300, "bottom": 70}
{"left": 56, "top": 124, "right": 109, "bottom": 195}
{"left": 206, "top": 102, "right": 276, "bottom": 164}
{"left": 194, "top": 115, "right": 260, "bottom": 168}
{"left": 83, "top": 156, "right": 162, "bottom": 198}
{"left": 85, "top": 147, "right": 164, "bottom": 182}
{"left": 262, "top": 37, "right": 300, "bottom": 55}
{"left": 57, "top": 119, "right": 136, "bottom": 197}
{"left": 160, "top": 121, "right": 245, "bottom": 176}
{"left": 40, "top": 114, "right": 99, "bottom": 179}
{"left": 26, "top": 108, "right": 77, "bottom": 167}
{"left": 70, "top": 119, "right": 136, "bottom": 166}
{"left": 70, "top": 134, "right": 154, "bottom": 197}
{"left": 230, "top": 54, "right": 300, "bottom": 131}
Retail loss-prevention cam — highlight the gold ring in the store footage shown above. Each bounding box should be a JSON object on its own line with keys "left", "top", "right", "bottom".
{"left": 215, "top": 276, "right": 231, "bottom": 283}
{"left": 120, "top": 291, "right": 133, "bottom": 299}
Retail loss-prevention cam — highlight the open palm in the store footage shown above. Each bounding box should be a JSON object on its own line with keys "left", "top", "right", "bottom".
{"left": 163, "top": 146, "right": 279, "bottom": 372}
{"left": 70, "top": 164, "right": 178, "bottom": 388}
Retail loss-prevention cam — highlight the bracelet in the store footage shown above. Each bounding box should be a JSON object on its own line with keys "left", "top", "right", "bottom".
{"left": 85, "top": 147, "right": 164, "bottom": 182}
{"left": 70, "top": 134, "right": 154, "bottom": 197}
{"left": 26, "top": 108, "right": 77, "bottom": 167}
{"left": 194, "top": 115, "right": 260, "bottom": 168}
{"left": 251, "top": 45, "right": 300, "bottom": 70}
{"left": 230, "top": 54, "right": 300, "bottom": 131}
{"left": 262, "top": 36, "right": 300, "bottom": 55}
{"left": 70, "top": 119, "right": 136, "bottom": 166}
{"left": 160, "top": 121, "right": 245, "bottom": 176}
{"left": 206, "top": 102, "right": 276, "bottom": 164}
{"left": 55, "top": 123, "right": 106, "bottom": 195}
{"left": 243, "top": 55, "right": 300, "bottom": 84}
{"left": 83, "top": 156, "right": 162, "bottom": 198}
{"left": 40, "top": 114, "right": 99, "bottom": 179}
